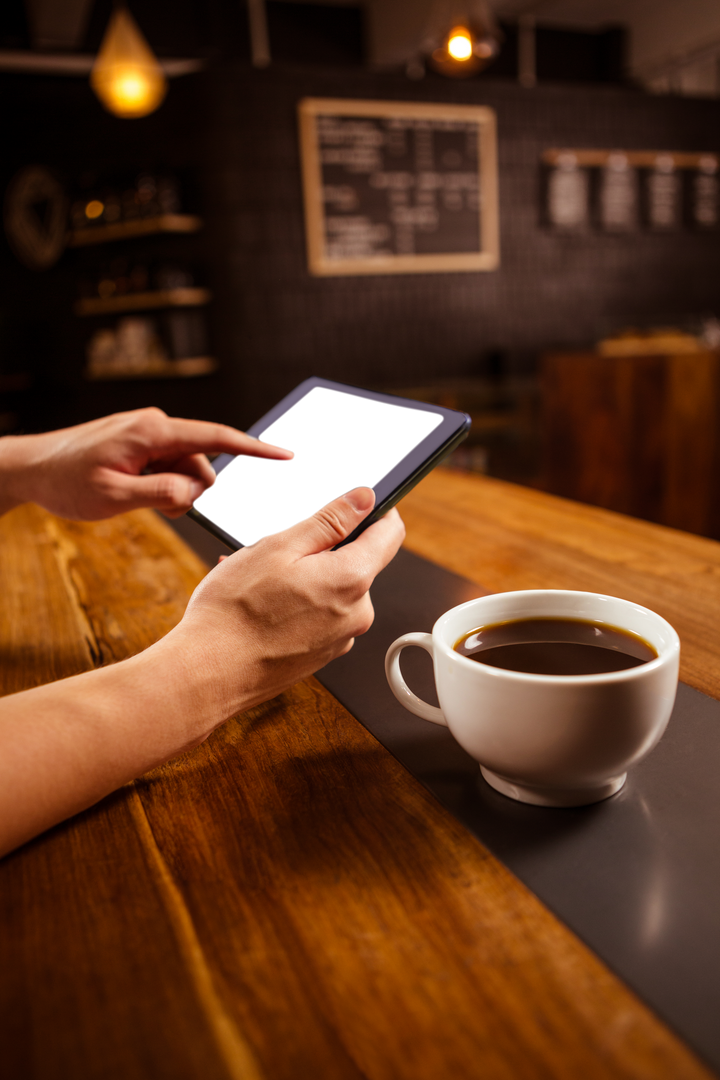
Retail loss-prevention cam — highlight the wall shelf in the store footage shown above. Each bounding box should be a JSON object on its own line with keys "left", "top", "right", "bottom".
{"left": 75, "top": 287, "right": 211, "bottom": 317}
{"left": 85, "top": 356, "right": 218, "bottom": 381}
{"left": 542, "top": 148, "right": 718, "bottom": 169}
{"left": 68, "top": 213, "right": 203, "bottom": 247}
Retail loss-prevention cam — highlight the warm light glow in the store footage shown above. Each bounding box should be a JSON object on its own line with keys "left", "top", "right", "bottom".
{"left": 85, "top": 199, "right": 104, "bottom": 219}
{"left": 91, "top": 7, "right": 167, "bottom": 119}
{"left": 447, "top": 28, "right": 473, "bottom": 61}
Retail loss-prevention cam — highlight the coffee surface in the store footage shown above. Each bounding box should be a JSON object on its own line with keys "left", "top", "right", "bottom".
{"left": 454, "top": 618, "right": 658, "bottom": 675}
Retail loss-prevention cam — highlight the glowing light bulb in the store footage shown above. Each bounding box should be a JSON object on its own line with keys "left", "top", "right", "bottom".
{"left": 447, "top": 28, "right": 473, "bottom": 61}
{"left": 91, "top": 7, "right": 167, "bottom": 119}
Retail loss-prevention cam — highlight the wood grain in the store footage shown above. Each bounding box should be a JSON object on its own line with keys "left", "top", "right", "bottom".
{"left": 0, "top": 506, "right": 234, "bottom": 1079}
{"left": 0, "top": 503, "right": 95, "bottom": 694}
{"left": 135, "top": 678, "right": 715, "bottom": 1080}
{"left": 0, "top": 790, "right": 233, "bottom": 1080}
{"left": 0, "top": 494, "right": 716, "bottom": 1079}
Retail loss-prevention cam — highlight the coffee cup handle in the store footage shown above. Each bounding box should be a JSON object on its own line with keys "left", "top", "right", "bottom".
{"left": 384, "top": 633, "right": 447, "bottom": 727}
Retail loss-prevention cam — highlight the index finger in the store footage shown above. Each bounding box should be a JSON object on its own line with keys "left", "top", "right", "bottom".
{"left": 155, "top": 417, "right": 293, "bottom": 461}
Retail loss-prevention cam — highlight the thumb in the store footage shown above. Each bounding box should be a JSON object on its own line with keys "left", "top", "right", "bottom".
{"left": 284, "top": 487, "right": 375, "bottom": 555}
{"left": 109, "top": 470, "right": 206, "bottom": 512}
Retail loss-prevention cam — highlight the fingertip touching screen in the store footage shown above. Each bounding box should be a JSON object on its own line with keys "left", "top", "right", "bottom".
{"left": 193, "top": 385, "right": 445, "bottom": 547}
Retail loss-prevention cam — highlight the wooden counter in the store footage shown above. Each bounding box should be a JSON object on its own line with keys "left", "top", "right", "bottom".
{"left": 1, "top": 469, "right": 717, "bottom": 1079}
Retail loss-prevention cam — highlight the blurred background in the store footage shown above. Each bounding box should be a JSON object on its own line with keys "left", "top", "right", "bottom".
{"left": 2, "top": 0, "right": 720, "bottom": 536}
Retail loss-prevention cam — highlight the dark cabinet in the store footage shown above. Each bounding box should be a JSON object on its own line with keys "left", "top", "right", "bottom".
{"left": 542, "top": 349, "right": 720, "bottom": 538}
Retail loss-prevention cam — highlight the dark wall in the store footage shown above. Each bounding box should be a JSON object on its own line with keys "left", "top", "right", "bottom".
{"left": 203, "top": 64, "right": 720, "bottom": 426}
{"left": 2, "top": 60, "right": 720, "bottom": 433}
{"left": 0, "top": 71, "right": 217, "bottom": 432}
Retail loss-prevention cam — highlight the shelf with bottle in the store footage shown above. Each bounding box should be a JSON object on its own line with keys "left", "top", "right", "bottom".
{"left": 67, "top": 171, "right": 203, "bottom": 246}
{"left": 70, "top": 170, "right": 217, "bottom": 382}
{"left": 86, "top": 356, "right": 218, "bottom": 381}
{"left": 76, "top": 287, "right": 211, "bottom": 317}
{"left": 69, "top": 214, "right": 203, "bottom": 247}
{"left": 75, "top": 260, "right": 210, "bottom": 316}
{"left": 84, "top": 307, "right": 216, "bottom": 382}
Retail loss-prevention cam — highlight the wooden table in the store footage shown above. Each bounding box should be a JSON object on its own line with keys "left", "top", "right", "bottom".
{"left": 2, "top": 469, "right": 718, "bottom": 1080}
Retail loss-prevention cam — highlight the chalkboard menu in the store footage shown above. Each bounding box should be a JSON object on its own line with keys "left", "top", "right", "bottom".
{"left": 298, "top": 98, "right": 499, "bottom": 276}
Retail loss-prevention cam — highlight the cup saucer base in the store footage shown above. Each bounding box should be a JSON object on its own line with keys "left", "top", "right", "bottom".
{"left": 479, "top": 767, "right": 627, "bottom": 808}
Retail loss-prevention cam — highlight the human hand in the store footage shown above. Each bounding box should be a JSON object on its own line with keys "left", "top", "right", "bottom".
{"left": 0, "top": 486, "right": 402, "bottom": 858}
{"left": 0, "top": 407, "right": 292, "bottom": 520}
{"left": 171, "top": 487, "right": 405, "bottom": 728}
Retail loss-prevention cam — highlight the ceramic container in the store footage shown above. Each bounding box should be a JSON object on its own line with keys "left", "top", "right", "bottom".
{"left": 385, "top": 590, "right": 680, "bottom": 807}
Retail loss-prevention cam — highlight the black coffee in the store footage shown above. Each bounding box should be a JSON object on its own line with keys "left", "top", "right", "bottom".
{"left": 454, "top": 618, "right": 658, "bottom": 676}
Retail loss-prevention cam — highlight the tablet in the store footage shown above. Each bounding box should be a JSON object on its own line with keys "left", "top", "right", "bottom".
{"left": 189, "top": 377, "right": 470, "bottom": 550}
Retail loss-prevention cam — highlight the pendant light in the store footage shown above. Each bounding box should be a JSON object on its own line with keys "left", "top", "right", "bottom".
{"left": 422, "top": 0, "right": 500, "bottom": 78}
{"left": 91, "top": 6, "right": 167, "bottom": 119}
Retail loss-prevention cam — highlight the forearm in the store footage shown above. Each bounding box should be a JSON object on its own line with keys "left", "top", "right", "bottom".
{"left": 0, "top": 490, "right": 404, "bottom": 858}
{"left": 0, "top": 630, "right": 235, "bottom": 858}
{"left": 0, "top": 434, "right": 43, "bottom": 515}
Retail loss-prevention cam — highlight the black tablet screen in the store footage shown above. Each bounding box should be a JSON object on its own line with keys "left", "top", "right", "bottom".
{"left": 197, "top": 388, "right": 442, "bottom": 544}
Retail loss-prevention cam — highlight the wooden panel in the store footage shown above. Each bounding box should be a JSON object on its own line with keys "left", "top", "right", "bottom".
{"left": 542, "top": 352, "right": 630, "bottom": 513}
{"left": 663, "top": 352, "right": 719, "bottom": 535}
{"left": 542, "top": 352, "right": 668, "bottom": 521}
{"left": 627, "top": 355, "right": 667, "bottom": 523}
{"left": 0, "top": 496, "right": 715, "bottom": 1079}
{"left": 541, "top": 350, "right": 720, "bottom": 537}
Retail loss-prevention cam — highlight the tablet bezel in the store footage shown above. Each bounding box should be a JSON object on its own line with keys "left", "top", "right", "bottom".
{"left": 188, "top": 376, "right": 470, "bottom": 550}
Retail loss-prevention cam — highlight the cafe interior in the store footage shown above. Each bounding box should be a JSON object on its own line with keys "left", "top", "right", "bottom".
{"left": 4, "top": 1, "right": 720, "bottom": 1078}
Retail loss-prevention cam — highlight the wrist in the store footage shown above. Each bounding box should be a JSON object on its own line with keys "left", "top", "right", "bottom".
{"left": 136, "top": 622, "right": 253, "bottom": 741}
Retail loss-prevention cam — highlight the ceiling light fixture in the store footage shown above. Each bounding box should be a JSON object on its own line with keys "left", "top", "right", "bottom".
{"left": 422, "top": 1, "right": 500, "bottom": 79}
{"left": 90, "top": 6, "right": 167, "bottom": 119}
{"left": 447, "top": 28, "right": 473, "bottom": 61}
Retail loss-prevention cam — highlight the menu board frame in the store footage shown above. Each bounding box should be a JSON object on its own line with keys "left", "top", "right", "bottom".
{"left": 298, "top": 97, "right": 499, "bottom": 276}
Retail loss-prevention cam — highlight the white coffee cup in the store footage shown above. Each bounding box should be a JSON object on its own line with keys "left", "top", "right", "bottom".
{"left": 385, "top": 590, "right": 680, "bottom": 807}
